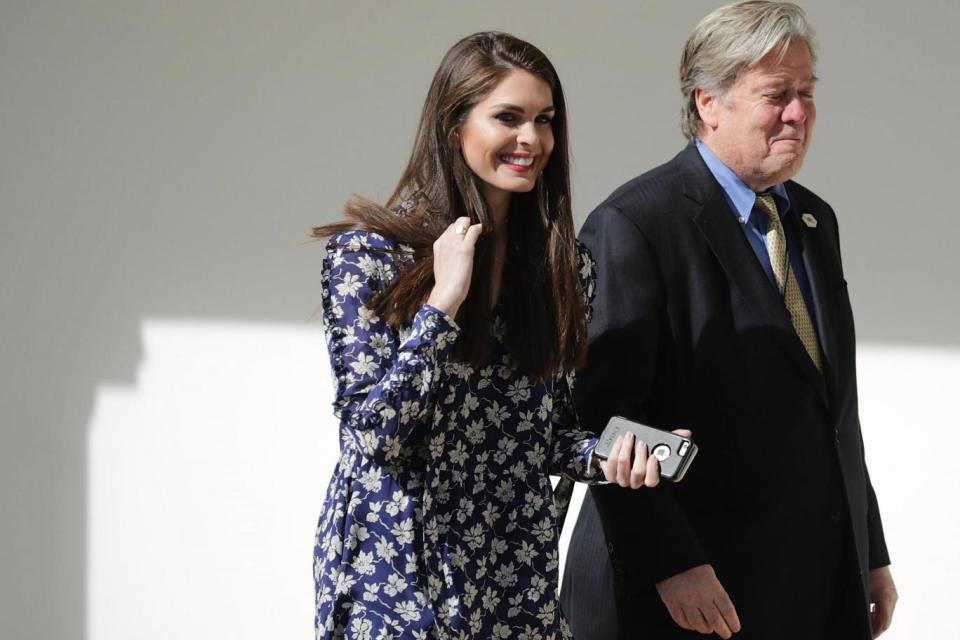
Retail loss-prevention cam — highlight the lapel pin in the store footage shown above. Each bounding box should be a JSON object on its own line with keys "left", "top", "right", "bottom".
{"left": 801, "top": 213, "right": 818, "bottom": 228}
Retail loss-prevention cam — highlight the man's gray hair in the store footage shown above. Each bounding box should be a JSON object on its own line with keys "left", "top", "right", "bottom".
{"left": 679, "top": 1, "right": 818, "bottom": 141}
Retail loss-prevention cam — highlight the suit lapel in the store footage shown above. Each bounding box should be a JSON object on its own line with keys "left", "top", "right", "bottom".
{"left": 678, "top": 147, "right": 828, "bottom": 406}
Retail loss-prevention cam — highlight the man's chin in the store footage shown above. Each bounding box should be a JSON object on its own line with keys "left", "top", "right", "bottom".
{"left": 768, "top": 154, "right": 806, "bottom": 183}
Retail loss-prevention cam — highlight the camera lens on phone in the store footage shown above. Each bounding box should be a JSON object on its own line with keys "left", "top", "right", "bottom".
{"left": 652, "top": 444, "right": 671, "bottom": 461}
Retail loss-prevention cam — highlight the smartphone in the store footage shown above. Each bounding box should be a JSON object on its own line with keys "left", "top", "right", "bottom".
{"left": 593, "top": 416, "right": 698, "bottom": 482}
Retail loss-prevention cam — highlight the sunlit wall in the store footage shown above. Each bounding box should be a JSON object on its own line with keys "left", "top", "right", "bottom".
{"left": 87, "top": 322, "right": 958, "bottom": 639}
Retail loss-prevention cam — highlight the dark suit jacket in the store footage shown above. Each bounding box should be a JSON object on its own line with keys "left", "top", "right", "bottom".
{"left": 561, "top": 145, "right": 889, "bottom": 640}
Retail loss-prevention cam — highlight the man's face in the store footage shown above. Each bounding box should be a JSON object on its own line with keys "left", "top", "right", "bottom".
{"left": 698, "top": 41, "right": 817, "bottom": 191}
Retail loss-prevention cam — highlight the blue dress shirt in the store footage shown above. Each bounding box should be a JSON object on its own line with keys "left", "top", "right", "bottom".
{"left": 694, "top": 139, "right": 819, "bottom": 331}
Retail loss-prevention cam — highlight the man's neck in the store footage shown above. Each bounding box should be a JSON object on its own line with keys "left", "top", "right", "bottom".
{"left": 696, "top": 137, "right": 776, "bottom": 192}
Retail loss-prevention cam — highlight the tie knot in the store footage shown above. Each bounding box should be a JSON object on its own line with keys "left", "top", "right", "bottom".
{"left": 755, "top": 194, "right": 779, "bottom": 224}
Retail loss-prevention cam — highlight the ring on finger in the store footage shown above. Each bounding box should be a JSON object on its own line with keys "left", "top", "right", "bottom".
{"left": 455, "top": 223, "right": 467, "bottom": 235}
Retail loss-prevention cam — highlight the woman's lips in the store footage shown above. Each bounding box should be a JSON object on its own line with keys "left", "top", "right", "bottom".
{"left": 500, "top": 154, "right": 536, "bottom": 171}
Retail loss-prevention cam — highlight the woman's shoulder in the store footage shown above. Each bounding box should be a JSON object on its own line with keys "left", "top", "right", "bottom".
{"left": 324, "top": 230, "right": 416, "bottom": 267}
{"left": 322, "top": 230, "right": 412, "bottom": 291}
{"left": 325, "top": 230, "right": 406, "bottom": 255}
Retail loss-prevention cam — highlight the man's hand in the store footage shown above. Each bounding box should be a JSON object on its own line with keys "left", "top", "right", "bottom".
{"left": 656, "top": 564, "right": 741, "bottom": 638}
{"left": 869, "top": 566, "right": 897, "bottom": 638}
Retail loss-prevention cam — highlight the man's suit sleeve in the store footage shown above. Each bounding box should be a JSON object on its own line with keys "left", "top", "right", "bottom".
{"left": 862, "top": 434, "right": 891, "bottom": 569}
{"left": 831, "top": 211, "right": 891, "bottom": 570}
{"left": 577, "top": 203, "right": 708, "bottom": 585}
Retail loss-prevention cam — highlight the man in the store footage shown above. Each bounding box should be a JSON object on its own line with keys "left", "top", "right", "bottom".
{"left": 561, "top": 2, "right": 897, "bottom": 639}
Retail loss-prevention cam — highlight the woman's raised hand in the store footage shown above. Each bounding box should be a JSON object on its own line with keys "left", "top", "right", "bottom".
{"left": 426, "top": 216, "right": 483, "bottom": 317}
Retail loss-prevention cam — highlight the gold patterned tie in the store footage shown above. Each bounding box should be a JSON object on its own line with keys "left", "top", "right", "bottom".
{"left": 755, "top": 194, "right": 823, "bottom": 371}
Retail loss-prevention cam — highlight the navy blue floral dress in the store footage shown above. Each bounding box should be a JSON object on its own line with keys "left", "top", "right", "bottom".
{"left": 314, "top": 231, "right": 601, "bottom": 640}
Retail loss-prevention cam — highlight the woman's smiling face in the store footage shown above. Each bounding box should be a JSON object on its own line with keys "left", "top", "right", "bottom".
{"left": 458, "top": 69, "right": 555, "bottom": 210}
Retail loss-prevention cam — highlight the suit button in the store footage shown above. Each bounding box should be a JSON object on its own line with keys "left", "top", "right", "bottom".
{"left": 834, "top": 429, "right": 841, "bottom": 444}
{"left": 830, "top": 510, "right": 843, "bottom": 524}
{"left": 607, "top": 541, "right": 616, "bottom": 555}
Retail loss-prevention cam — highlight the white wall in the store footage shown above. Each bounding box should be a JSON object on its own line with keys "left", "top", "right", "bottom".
{"left": 87, "top": 321, "right": 330, "bottom": 639}
{"left": 3, "top": 1, "right": 958, "bottom": 638}
{"left": 83, "top": 324, "right": 960, "bottom": 640}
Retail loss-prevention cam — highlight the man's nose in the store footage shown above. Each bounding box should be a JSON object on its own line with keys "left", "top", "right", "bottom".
{"left": 782, "top": 96, "right": 809, "bottom": 123}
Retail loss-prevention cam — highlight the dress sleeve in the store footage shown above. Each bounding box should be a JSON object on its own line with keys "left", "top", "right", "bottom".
{"left": 321, "top": 232, "right": 460, "bottom": 464}
{"left": 548, "top": 241, "right": 602, "bottom": 484}
{"left": 548, "top": 372, "right": 602, "bottom": 483}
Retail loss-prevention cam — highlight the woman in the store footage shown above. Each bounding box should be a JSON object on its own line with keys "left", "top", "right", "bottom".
{"left": 313, "top": 32, "right": 667, "bottom": 639}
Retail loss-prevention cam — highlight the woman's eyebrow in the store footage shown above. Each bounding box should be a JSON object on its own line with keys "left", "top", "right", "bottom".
{"left": 488, "top": 103, "right": 556, "bottom": 113}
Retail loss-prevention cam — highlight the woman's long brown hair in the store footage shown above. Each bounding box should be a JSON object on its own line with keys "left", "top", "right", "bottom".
{"left": 314, "top": 32, "right": 586, "bottom": 381}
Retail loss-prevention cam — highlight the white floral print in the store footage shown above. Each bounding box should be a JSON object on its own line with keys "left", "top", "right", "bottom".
{"left": 314, "top": 231, "right": 600, "bottom": 639}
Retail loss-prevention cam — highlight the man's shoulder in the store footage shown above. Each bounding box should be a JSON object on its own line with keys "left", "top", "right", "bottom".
{"left": 589, "top": 151, "right": 689, "bottom": 225}
{"left": 609, "top": 160, "right": 680, "bottom": 203}
{"left": 784, "top": 179, "right": 837, "bottom": 224}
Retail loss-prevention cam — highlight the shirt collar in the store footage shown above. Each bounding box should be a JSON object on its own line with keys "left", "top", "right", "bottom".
{"left": 694, "top": 139, "right": 791, "bottom": 225}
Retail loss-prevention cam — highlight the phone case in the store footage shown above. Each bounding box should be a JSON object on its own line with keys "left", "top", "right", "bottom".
{"left": 593, "top": 416, "right": 698, "bottom": 482}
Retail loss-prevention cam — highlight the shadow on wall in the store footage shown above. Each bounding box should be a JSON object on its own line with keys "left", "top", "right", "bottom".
{"left": 1, "top": 3, "right": 338, "bottom": 635}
